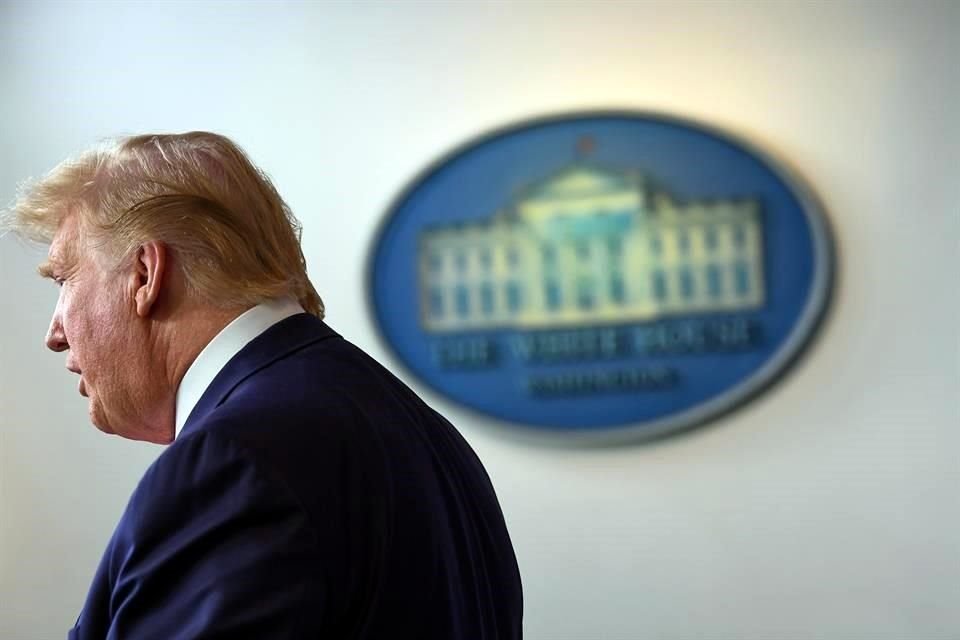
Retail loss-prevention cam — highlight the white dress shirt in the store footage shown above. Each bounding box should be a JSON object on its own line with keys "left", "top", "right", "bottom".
{"left": 174, "top": 297, "right": 305, "bottom": 439}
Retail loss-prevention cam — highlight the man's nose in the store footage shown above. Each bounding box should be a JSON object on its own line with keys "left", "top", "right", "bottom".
{"left": 46, "top": 313, "right": 69, "bottom": 352}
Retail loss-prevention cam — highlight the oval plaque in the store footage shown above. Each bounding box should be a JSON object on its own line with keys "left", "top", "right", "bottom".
{"left": 368, "top": 112, "right": 833, "bottom": 442}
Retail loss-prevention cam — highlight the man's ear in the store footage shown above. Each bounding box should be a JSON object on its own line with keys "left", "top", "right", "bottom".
{"left": 133, "top": 241, "right": 167, "bottom": 318}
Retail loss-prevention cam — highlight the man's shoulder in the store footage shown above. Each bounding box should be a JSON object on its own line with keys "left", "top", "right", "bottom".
{"left": 221, "top": 328, "right": 395, "bottom": 407}
{"left": 203, "top": 331, "right": 431, "bottom": 441}
{"left": 167, "top": 374, "right": 395, "bottom": 516}
{"left": 178, "top": 327, "right": 388, "bottom": 442}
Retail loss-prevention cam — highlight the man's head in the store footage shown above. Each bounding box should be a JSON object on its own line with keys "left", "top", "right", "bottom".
{"left": 3, "top": 132, "right": 323, "bottom": 442}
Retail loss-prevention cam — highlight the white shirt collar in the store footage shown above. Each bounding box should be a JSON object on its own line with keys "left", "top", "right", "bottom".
{"left": 174, "top": 297, "right": 305, "bottom": 438}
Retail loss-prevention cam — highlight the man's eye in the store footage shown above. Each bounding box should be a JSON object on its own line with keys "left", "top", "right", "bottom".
{"left": 54, "top": 277, "right": 65, "bottom": 287}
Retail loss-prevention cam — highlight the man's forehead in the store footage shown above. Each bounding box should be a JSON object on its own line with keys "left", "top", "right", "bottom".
{"left": 51, "top": 213, "right": 80, "bottom": 245}
{"left": 43, "top": 215, "right": 81, "bottom": 270}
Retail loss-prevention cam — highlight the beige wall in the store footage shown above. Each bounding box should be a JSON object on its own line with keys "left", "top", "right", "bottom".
{"left": 1, "top": 2, "right": 957, "bottom": 638}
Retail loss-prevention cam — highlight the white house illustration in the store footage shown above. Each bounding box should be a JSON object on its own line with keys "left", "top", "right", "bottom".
{"left": 418, "top": 162, "right": 764, "bottom": 332}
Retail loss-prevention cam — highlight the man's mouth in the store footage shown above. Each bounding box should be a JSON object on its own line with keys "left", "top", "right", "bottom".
{"left": 68, "top": 365, "right": 87, "bottom": 397}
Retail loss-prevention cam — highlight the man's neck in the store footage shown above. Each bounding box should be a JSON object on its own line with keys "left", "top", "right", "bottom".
{"left": 149, "top": 303, "right": 251, "bottom": 442}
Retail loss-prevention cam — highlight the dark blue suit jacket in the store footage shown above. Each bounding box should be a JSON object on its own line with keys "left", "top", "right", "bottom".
{"left": 69, "top": 314, "right": 523, "bottom": 639}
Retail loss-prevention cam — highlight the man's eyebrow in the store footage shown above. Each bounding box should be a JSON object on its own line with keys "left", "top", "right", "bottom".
{"left": 38, "top": 256, "right": 70, "bottom": 279}
{"left": 37, "top": 260, "right": 55, "bottom": 279}
{"left": 38, "top": 239, "right": 79, "bottom": 279}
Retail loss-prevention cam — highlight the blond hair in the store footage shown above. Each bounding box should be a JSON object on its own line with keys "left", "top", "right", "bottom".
{"left": 3, "top": 131, "right": 323, "bottom": 317}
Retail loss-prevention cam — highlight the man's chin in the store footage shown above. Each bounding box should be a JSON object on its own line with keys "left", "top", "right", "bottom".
{"left": 90, "top": 412, "right": 173, "bottom": 444}
{"left": 86, "top": 397, "right": 173, "bottom": 443}
{"left": 87, "top": 402, "right": 116, "bottom": 435}
{"left": 91, "top": 418, "right": 116, "bottom": 436}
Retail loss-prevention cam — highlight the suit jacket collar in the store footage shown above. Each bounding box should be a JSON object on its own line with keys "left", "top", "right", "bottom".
{"left": 179, "top": 313, "right": 338, "bottom": 437}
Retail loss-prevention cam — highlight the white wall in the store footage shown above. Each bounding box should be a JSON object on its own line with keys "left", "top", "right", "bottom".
{"left": 1, "top": 2, "right": 957, "bottom": 638}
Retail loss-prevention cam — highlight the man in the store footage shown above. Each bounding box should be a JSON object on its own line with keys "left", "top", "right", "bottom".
{"left": 3, "top": 132, "right": 523, "bottom": 639}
